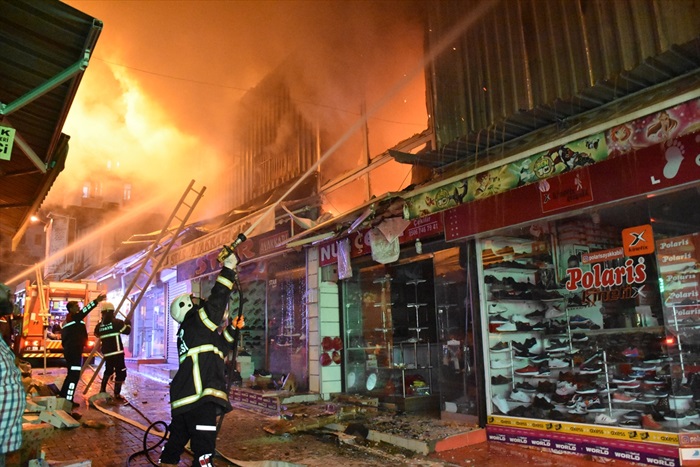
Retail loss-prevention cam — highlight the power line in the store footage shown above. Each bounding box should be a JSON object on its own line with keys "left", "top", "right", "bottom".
{"left": 95, "top": 57, "right": 425, "bottom": 128}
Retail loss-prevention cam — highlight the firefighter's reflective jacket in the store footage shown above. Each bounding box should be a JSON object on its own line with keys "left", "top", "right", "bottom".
{"left": 95, "top": 318, "right": 131, "bottom": 357}
{"left": 169, "top": 266, "right": 239, "bottom": 416}
{"left": 62, "top": 298, "right": 101, "bottom": 352}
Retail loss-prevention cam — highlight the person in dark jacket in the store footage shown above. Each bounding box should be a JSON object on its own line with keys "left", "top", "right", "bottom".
{"left": 59, "top": 293, "right": 106, "bottom": 403}
{"left": 159, "top": 252, "right": 244, "bottom": 467}
{"left": 94, "top": 302, "right": 131, "bottom": 401}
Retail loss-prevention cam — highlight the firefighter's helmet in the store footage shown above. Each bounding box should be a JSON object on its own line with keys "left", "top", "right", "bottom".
{"left": 170, "top": 293, "right": 195, "bottom": 323}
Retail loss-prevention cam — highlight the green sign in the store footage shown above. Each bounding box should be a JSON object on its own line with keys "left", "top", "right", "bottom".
{"left": 0, "top": 125, "right": 16, "bottom": 161}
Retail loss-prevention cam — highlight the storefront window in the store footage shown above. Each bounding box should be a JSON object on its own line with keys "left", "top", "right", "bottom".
{"left": 342, "top": 254, "right": 440, "bottom": 411}
{"left": 483, "top": 186, "right": 699, "bottom": 433}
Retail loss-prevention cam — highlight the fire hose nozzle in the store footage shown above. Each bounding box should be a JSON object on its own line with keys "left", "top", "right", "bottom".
{"left": 217, "top": 233, "right": 247, "bottom": 263}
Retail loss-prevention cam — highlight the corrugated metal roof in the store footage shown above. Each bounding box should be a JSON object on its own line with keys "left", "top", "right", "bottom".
{"left": 400, "top": 37, "right": 700, "bottom": 172}
{"left": 0, "top": 0, "right": 102, "bottom": 249}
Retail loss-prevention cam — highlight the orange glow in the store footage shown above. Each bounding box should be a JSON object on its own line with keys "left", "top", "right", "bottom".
{"left": 665, "top": 336, "right": 676, "bottom": 346}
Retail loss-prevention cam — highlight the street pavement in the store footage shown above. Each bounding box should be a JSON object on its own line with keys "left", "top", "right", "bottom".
{"left": 27, "top": 363, "right": 637, "bottom": 467}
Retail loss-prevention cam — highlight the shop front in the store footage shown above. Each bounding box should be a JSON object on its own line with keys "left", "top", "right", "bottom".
{"left": 319, "top": 213, "right": 482, "bottom": 420}
{"left": 429, "top": 99, "right": 700, "bottom": 465}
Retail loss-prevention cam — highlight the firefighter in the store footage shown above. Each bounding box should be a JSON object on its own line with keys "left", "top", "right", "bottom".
{"left": 59, "top": 293, "right": 106, "bottom": 404}
{"left": 94, "top": 302, "right": 131, "bottom": 401}
{"left": 159, "top": 252, "right": 244, "bottom": 467}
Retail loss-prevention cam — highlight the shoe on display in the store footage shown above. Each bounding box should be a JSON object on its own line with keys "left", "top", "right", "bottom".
{"left": 622, "top": 347, "right": 640, "bottom": 358}
{"left": 510, "top": 389, "right": 533, "bottom": 403}
{"left": 632, "top": 362, "right": 657, "bottom": 372}
{"left": 595, "top": 414, "right": 617, "bottom": 425}
{"left": 491, "top": 375, "right": 512, "bottom": 385}
{"left": 535, "top": 362, "right": 551, "bottom": 377}
{"left": 664, "top": 411, "right": 687, "bottom": 421}
{"left": 489, "top": 303, "right": 509, "bottom": 314}
{"left": 510, "top": 314, "right": 530, "bottom": 324}
{"left": 525, "top": 308, "right": 546, "bottom": 319}
{"left": 544, "top": 305, "right": 565, "bottom": 319}
{"left": 556, "top": 381, "right": 577, "bottom": 396}
{"left": 489, "top": 313, "right": 509, "bottom": 324}
{"left": 619, "top": 419, "right": 642, "bottom": 428}
{"left": 531, "top": 321, "right": 547, "bottom": 331}
{"left": 682, "top": 422, "right": 700, "bottom": 432}
{"left": 571, "top": 333, "right": 588, "bottom": 342}
{"left": 645, "top": 387, "right": 669, "bottom": 398}
{"left": 641, "top": 414, "right": 663, "bottom": 430}
{"left": 545, "top": 339, "right": 569, "bottom": 352}
{"left": 569, "top": 315, "right": 592, "bottom": 325}
{"left": 530, "top": 353, "right": 549, "bottom": 363}
{"left": 492, "top": 394, "right": 510, "bottom": 415}
{"left": 490, "top": 341, "right": 510, "bottom": 352}
{"left": 548, "top": 358, "right": 569, "bottom": 369}
{"left": 671, "top": 386, "right": 694, "bottom": 399}
{"left": 515, "top": 364, "right": 539, "bottom": 376}
{"left": 623, "top": 410, "right": 644, "bottom": 420}
{"left": 568, "top": 401, "right": 588, "bottom": 415}
{"left": 533, "top": 394, "right": 555, "bottom": 410}
{"left": 496, "top": 322, "right": 517, "bottom": 332}
{"left": 515, "top": 382, "right": 537, "bottom": 393}
{"left": 612, "top": 374, "right": 636, "bottom": 384}
{"left": 491, "top": 358, "right": 513, "bottom": 369}
{"left": 612, "top": 392, "right": 637, "bottom": 403}
{"left": 643, "top": 375, "right": 667, "bottom": 386}
{"left": 586, "top": 400, "right": 606, "bottom": 412}
{"left": 579, "top": 364, "right": 602, "bottom": 375}
{"left": 575, "top": 384, "right": 598, "bottom": 395}
{"left": 515, "top": 321, "right": 533, "bottom": 332}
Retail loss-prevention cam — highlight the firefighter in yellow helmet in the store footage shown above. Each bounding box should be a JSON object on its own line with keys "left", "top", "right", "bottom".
{"left": 95, "top": 301, "right": 131, "bottom": 401}
{"left": 159, "top": 251, "right": 244, "bottom": 467}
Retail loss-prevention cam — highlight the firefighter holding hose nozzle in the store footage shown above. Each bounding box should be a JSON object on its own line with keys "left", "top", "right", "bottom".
{"left": 159, "top": 246, "right": 244, "bottom": 467}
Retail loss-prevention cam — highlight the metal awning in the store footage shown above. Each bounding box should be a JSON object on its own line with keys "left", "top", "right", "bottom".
{"left": 0, "top": 0, "right": 102, "bottom": 250}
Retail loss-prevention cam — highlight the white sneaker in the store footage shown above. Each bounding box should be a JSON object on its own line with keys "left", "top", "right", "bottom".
{"left": 510, "top": 389, "right": 533, "bottom": 403}
{"left": 489, "top": 303, "right": 508, "bottom": 314}
{"left": 491, "top": 358, "right": 512, "bottom": 369}
{"left": 545, "top": 306, "right": 566, "bottom": 319}
{"left": 595, "top": 414, "right": 617, "bottom": 425}
{"left": 556, "top": 381, "right": 577, "bottom": 396}
{"left": 548, "top": 358, "right": 570, "bottom": 369}
{"left": 496, "top": 322, "right": 517, "bottom": 332}
{"left": 568, "top": 401, "right": 588, "bottom": 414}
{"left": 492, "top": 394, "right": 510, "bottom": 414}
{"left": 510, "top": 314, "right": 530, "bottom": 324}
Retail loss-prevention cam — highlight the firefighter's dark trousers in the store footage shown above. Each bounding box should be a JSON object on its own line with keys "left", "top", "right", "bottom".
{"left": 59, "top": 346, "right": 83, "bottom": 402}
{"left": 100, "top": 353, "right": 127, "bottom": 396}
{"left": 159, "top": 401, "right": 219, "bottom": 465}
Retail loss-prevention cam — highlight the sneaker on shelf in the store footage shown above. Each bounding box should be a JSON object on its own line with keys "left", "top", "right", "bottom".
{"left": 490, "top": 358, "right": 512, "bottom": 369}
{"left": 546, "top": 339, "right": 569, "bottom": 352}
{"left": 612, "top": 392, "right": 637, "bottom": 403}
{"left": 568, "top": 401, "right": 588, "bottom": 415}
{"left": 491, "top": 375, "right": 512, "bottom": 385}
{"left": 671, "top": 386, "right": 694, "bottom": 399}
{"left": 496, "top": 322, "right": 517, "bottom": 332}
{"left": 489, "top": 303, "right": 509, "bottom": 314}
{"left": 612, "top": 374, "right": 637, "bottom": 384}
{"left": 623, "top": 410, "right": 644, "bottom": 420}
{"left": 531, "top": 321, "right": 547, "bottom": 331}
{"left": 641, "top": 414, "right": 663, "bottom": 430}
{"left": 571, "top": 333, "right": 588, "bottom": 342}
{"left": 545, "top": 305, "right": 566, "bottom": 319}
{"left": 685, "top": 409, "right": 699, "bottom": 419}
{"left": 595, "top": 413, "right": 617, "bottom": 425}
{"left": 575, "top": 384, "right": 598, "bottom": 395}
{"left": 515, "top": 321, "right": 533, "bottom": 332}
{"left": 489, "top": 313, "right": 509, "bottom": 324}
{"left": 644, "top": 353, "right": 671, "bottom": 364}
{"left": 585, "top": 398, "right": 606, "bottom": 412}
{"left": 514, "top": 349, "right": 537, "bottom": 359}
{"left": 530, "top": 353, "right": 549, "bottom": 363}
{"left": 682, "top": 422, "right": 700, "bottom": 432}
{"left": 565, "top": 394, "right": 583, "bottom": 409}
{"left": 643, "top": 375, "right": 667, "bottom": 386}
{"left": 617, "top": 380, "right": 641, "bottom": 389}
{"left": 582, "top": 350, "right": 602, "bottom": 366}
{"left": 515, "top": 382, "right": 537, "bottom": 393}
{"left": 533, "top": 393, "right": 555, "bottom": 410}
{"left": 507, "top": 405, "right": 528, "bottom": 417}
{"left": 579, "top": 364, "right": 602, "bottom": 375}
{"left": 537, "top": 381, "right": 556, "bottom": 393}
{"left": 645, "top": 387, "right": 669, "bottom": 398}
{"left": 510, "top": 388, "right": 533, "bottom": 403}
{"left": 632, "top": 361, "right": 657, "bottom": 372}
{"left": 510, "top": 314, "right": 530, "bottom": 324}
{"left": 548, "top": 358, "right": 570, "bottom": 369}
{"left": 492, "top": 394, "right": 510, "bottom": 415}
{"left": 619, "top": 419, "right": 642, "bottom": 428}
{"left": 569, "top": 315, "right": 592, "bottom": 326}
{"left": 637, "top": 396, "right": 658, "bottom": 405}
{"left": 515, "top": 364, "right": 540, "bottom": 376}
{"left": 622, "top": 347, "right": 640, "bottom": 359}
{"left": 556, "top": 381, "right": 578, "bottom": 396}
{"left": 512, "top": 338, "right": 537, "bottom": 352}
{"left": 664, "top": 411, "right": 687, "bottom": 421}
{"left": 535, "top": 362, "right": 551, "bottom": 377}
{"left": 525, "top": 308, "right": 546, "bottom": 320}
{"left": 490, "top": 341, "right": 510, "bottom": 353}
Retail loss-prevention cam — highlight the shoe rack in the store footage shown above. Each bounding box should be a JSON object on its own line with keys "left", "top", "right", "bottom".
{"left": 240, "top": 280, "right": 266, "bottom": 370}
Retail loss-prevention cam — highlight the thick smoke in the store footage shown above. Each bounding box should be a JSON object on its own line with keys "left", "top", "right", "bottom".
{"left": 54, "top": 0, "right": 427, "bottom": 221}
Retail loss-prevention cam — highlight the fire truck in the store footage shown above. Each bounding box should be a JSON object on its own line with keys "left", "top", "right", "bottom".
{"left": 14, "top": 278, "right": 106, "bottom": 363}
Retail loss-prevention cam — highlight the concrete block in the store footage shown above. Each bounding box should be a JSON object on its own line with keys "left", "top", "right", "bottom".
{"left": 39, "top": 410, "right": 80, "bottom": 429}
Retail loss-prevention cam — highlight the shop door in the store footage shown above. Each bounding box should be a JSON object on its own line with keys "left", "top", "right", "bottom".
{"left": 434, "top": 245, "right": 482, "bottom": 423}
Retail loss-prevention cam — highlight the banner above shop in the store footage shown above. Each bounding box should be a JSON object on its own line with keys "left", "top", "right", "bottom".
{"left": 318, "top": 213, "right": 443, "bottom": 267}
{"left": 176, "top": 225, "right": 290, "bottom": 282}
{"left": 0, "top": 125, "right": 16, "bottom": 161}
{"left": 445, "top": 127, "right": 700, "bottom": 241}
{"left": 405, "top": 97, "right": 700, "bottom": 220}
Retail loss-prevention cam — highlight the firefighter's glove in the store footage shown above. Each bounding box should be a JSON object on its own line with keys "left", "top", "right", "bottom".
{"left": 231, "top": 315, "right": 245, "bottom": 329}
{"left": 96, "top": 293, "right": 107, "bottom": 303}
{"left": 223, "top": 251, "right": 239, "bottom": 270}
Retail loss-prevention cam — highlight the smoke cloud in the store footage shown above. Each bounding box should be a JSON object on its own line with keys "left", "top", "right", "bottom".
{"left": 54, "top": 0, "right": 428, "bottom": 221}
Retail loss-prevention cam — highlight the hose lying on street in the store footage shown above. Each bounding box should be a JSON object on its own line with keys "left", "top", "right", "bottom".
{"left": 126, "top": 420, "right": 170, "bottom": 467}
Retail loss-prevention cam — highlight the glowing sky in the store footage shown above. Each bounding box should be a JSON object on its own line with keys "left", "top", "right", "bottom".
{"left": 53, "top": 0, "right": 428, "bottom": 220}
